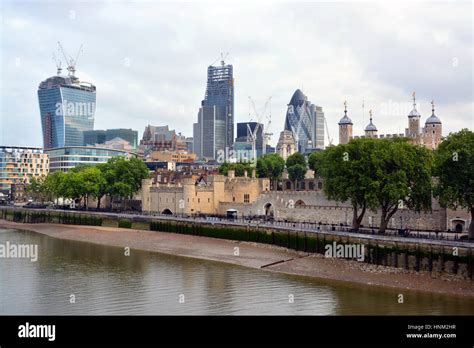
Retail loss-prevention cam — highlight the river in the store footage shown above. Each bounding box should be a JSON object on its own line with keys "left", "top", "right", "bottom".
{"left": 0, "top": 228, "right": 472, "bottom": 315}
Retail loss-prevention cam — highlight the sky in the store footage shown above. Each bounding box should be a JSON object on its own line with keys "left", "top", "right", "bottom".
{"left": 0, "top": 0, "right": 472, "bottom": 148}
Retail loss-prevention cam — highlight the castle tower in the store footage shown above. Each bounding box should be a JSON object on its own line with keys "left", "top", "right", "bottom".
{"left": 364, "top": 110, "right": 378, "bottom": 138}
{"left": 423, "top": 100, "right": 442, "bottom": 149}
{"left": 276, "top": 130, "right": 297, "bottom": 160}
{"left": 406, "top": 91, "right": 421, "bottom": 144}
{"left": 338, "top": 101, "right": 353, "bottom": 145}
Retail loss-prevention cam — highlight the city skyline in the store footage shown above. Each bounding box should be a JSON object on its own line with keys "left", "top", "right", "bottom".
{"left": 1, "top": 1, "right": 472, "bottom": 148}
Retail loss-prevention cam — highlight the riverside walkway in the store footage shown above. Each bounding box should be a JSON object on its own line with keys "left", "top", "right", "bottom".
{"left": 2, "top": 206, "right": 472, "bottom": 249}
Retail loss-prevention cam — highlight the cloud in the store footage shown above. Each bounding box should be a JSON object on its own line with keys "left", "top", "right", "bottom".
{"left": 0, "top": 1, "right": 472, "bottom": 148}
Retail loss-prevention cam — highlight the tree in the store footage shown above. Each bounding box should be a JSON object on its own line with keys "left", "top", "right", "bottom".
{"left": 286, "top": 152, "right": 306, "bottom": 168}
{"left": 371, "top": 139, "right": 433, "bottom": 233}
{"left": 78, "top": 166, "right": 105, "bottom": 209}
{"left": 256, "top": 153, "right": 285, "bottom": 190}
{"left": 104, "top": 157, "right": 149, "bottom": 209}
{"left": 218, "top": 161, "right": 253, "bottom": 177}
{"left": 308, "top": 151, "right": 324, "bottom": 175}
{"left": 26, "top": 177, "right": 47, "bottom": 203}
{"left": 286, "top": 153, "right": 307, "bottom": 189}
{"left": 43, "top": 171, "right": 65, "bottom": 205}
{"left": 287, "top": 164, "right": 306, "bottom": 183}
{"left": 316, "top": 138, "right": 378, "bottom": 230}
{"left": 434, "top": 129, "right": 474, "bottom": 239}
{"left": 60, "top": 170, "right": 85, "bottom": 204}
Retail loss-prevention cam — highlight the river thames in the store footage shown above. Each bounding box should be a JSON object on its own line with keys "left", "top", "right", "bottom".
{"left": 1, "top": 228, "right": 473, "bottom": 315}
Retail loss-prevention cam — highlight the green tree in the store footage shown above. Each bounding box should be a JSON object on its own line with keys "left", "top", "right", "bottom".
{"left": 60, "top": 170, "right": 85, "bottom": 204}
{"left": 43, "top": 171, "right": 65, "bottom": 205}
{"left": 79, "top": 166, "right": 105, "bottom": 209}
{"left": 218, "top": 162, "right": 232, "bottom": 176}
{"left": 286, "top": 152, "right": 306, "bottom": 167}
{"left": 287, "top": 164, "right": 306, "bottom": 183}
{"left": 371, "top": 139, "right": 433, "bottom": 233}
{"left": 104, "top": 157, "right": 149, "bottom": 209}
{"left": 26, "top": 177, "right": 47, "bottom": 203}
{"left": 256, "top": 153, "right": 285, "bottom": 190}
{"left": 308, "top": 151, "right": 324, "bottom": 175}
{"left": 218, "top": 161, "right": 253, "bottom": 177}
{"left": 316, "top": 138, "right": 378, "bottom": 230}
{"left": 286, "top": 153, "right": 307, "bottom": 189}
{"left": 434, "top": 129, "right": 474, "bottom": 238}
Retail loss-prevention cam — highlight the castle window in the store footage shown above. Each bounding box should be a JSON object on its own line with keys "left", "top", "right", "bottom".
{"left": 244, "top": 194, "right": 250, "bottom": 203}
{"left": 309, "top": 182, "right": 314, "bottom": 190}
{"left": 233, "top": 196, "right": 235, "bottom": 202}
{"left": 318, "top": 182, "right": 323, "bottom": 189}
{"left": 208, "top": 198, "right": 210, "bottom": 203}
{"left": 433, "top": 131, "right": 435, "bottom": 134}
{"left": 198, "top": 198, "right": 200, "bottom": 203}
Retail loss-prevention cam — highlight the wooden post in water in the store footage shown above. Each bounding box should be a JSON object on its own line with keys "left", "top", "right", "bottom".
{"left": 415, "top": 245, "right": 420, "bottom": 272}
{"left": 429, "top": 246, "right": 433, "bottom": 273}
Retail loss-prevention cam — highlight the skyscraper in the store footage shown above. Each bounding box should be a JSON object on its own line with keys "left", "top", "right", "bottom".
{"left": 38, "top": 46, "right": 96, "bottom": 149}
{"left": 193, "top": 105, "right": 227, "bottom": 160}
{"left": 284, "top": 89, "right": 324, "bottom": 153}
{"left": 193, "top": 57, "right": 234, "bottom": 160}
{"left": 235, "top": 122, "right": 264, "bottom": 158}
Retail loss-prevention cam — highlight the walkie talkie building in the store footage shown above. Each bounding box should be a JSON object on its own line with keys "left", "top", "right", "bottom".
{"left": 38, "top": 74, "right": 96, "bottom": 149}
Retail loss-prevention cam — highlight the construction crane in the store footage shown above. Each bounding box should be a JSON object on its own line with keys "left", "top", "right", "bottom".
{"left": 262, "top": 100, "right": 273, "bottom": 155}
{"left": 248, "top": 96, "right": 272, "bottom": 159}
{"left": 324, "top": 114, "right": 333, "bottom": 146}
{"left": 57, "top": 41, "right": 83, "bottom": 77}
{"left": 210, "top": 52, "right": 229, "bottom": 66}
{"left": 52, "top": 52, "right": 62, "bottom": 76}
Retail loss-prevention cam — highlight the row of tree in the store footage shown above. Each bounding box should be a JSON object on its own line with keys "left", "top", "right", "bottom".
{"left": 217, "top": 129, "right": 473, "bottom": 237}
{"left": 311, "top": 129, "right": 473, "bottom": 237}
{"left": 219, "top": 152, "right": 306, "bottom": 189}
{"left": 27, "top": 157, "right": 149, "bottom": 209}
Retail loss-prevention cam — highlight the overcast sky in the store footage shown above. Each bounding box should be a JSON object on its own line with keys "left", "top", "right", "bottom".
{"left": 1, "top": 0, "right": 472, "bottom": 147}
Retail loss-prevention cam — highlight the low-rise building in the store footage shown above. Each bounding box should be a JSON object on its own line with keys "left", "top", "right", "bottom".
{"left": 149, "top": 151, "right": 196, "bottom": 163}
{"left": 45, "top": 146, "right": 136, "bottom": 172}
{"left": 0, "top": 146, "right": 49, "bottom": 197}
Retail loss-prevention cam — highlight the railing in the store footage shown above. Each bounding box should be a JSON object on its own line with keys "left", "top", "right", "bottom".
{"left": 0, "top": 205, "right": 470, "bottom": 244}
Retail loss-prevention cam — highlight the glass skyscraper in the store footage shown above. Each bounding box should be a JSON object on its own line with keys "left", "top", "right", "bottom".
{"left": 38, "top": 74, "right": 96, "bottom": 149}
{"left": 284, "top": 89, "right": 325, "bottom": 152}
{"left": 193, "top": 59, "right": 234, "bottom": 160}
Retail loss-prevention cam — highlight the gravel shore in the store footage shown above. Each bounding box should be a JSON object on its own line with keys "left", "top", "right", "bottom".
{"left": 1, "top": 220, "right": 473, "bottom": 298}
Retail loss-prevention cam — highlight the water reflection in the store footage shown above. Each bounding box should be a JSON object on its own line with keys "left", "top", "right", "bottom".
{"left": 0, "top": 228, "right": 473, "bottom": 315}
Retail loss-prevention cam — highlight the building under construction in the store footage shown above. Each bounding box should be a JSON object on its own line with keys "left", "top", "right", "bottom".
{"left": 194, "top": 56, "right": 234, "bottom": 160}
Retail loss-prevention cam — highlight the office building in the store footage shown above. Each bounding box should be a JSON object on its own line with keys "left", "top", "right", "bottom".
{"left": 284, "top": 89, "right": 325, "bottom": 152}
{"left": 84, "top": 128, "right": 138, "bottom": 149}
{"left": 38, "top": 64, "right": 96, "bottom": 149}
{"left": 193, "top": 57, "right": 234, "bottom": 160}
{"left": 45, "top": 146, "right": 136, "bottom": 172}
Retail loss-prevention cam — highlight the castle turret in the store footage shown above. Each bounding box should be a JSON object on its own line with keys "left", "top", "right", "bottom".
{"left": 407, "top": 92, "right": 421, "bottom": 143}
{"left": 423, "top": 100, "right": 442, "bottom": 149}
{"left": 338, "top": 101, "right": 353, "bottom": 145}
{"left": 364, "top": 110, "right": 378, "bottom": 138}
